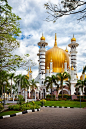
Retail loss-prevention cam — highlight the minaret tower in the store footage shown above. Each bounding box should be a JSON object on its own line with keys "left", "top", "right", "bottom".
{"left": 37, "top": 34, "right": 48, "bottom": 84}
{"left": 68, "top": 35, "right": 79, "bottom": 79}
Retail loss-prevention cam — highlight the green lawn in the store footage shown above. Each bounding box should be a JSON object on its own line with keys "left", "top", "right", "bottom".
{"left": 35, "top": 100, "right": 86, "bottom": 108}
{"left": 0, "top": 111, "right": 21, "bottom": 117}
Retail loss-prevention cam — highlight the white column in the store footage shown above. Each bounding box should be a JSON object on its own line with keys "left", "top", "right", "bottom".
{"left": 64, "top": 61, "right": 67, "bottom": 72}
{"left": 35, "top": 90, "right": 36, "bottom": 101}
{"left": 25, "top": 88, "right": 27, "bottom": 103}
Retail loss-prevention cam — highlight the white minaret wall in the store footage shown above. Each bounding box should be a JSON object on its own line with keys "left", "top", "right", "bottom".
{"left": 64, "top": 62, "right": 67, "bottom": 72}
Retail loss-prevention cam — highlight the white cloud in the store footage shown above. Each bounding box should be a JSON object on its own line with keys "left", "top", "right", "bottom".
{"left": 8, "top": 0, "right": 86, "bottom": 78}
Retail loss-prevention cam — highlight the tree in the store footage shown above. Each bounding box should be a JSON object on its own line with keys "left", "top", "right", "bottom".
{"left": 82, "top": 65, "right": 86, "bottom": 74}
{"left": 21, "top": 75, "right": 30, "bottom": 98}
{"left": 9, "top": 73, "right": 15, "bottom": 97}
{"left": 44, "top": 0, "right": 86, "bottom": 22}
{"left": 29, "top": 79, "right": 38, "bottom": 99}
{"left": 56, "top": 72, "right": 71, "bottom": 99}
{"left": 65, "top": 79, "right": 71, "bottom": 95}
{"left": 0, "top": 0, "right": 31, "bottom": 71}
{"left": 44, "top": 75, "right": 59, "bottom": 99}
{"left": 0, "top": 70, "right": 9, "bottom": 99}
{"left": 75, "top": 79, "right": 86, "bottom": 95}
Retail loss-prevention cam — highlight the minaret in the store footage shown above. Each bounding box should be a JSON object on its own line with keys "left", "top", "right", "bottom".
{"left": 29, "top": 67, "right": 32, "bottom": 80}
{"left": 37, "top": 33, "right": 48, "bottom": 82}
{"left": 68, "top": 35, "right": 79, "bottom": 79}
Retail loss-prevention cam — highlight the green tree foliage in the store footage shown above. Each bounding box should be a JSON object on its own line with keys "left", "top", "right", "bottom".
{"left": 30, "top": 79, "right": 38, "bottom": 98}
{"left": 56, "top": 72, "right": 71, "bottom": 99}
{"left": 44, "top": 0, "right": 86, "bottom": 22}
{"left": 0, "top": 0, "right": 30, "bottom": 71}
{"left": 44, "top": 75, "right": 59, "bottom": 98}
{"left": 75, "top": 79, "right": 86, "bottom": 94}
{"left": 82, "top": 65, "right": 86, "bottom": 74}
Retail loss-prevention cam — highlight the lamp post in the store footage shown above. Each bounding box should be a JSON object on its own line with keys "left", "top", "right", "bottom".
{"left": 3, "top": 81, "right": 6, "bottom": 106}
{"left": 79, "top": 87, "right": 81, "bottom": 108}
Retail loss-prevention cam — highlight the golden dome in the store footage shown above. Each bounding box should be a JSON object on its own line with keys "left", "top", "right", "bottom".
{"left": 45, "top": 33, "right": 69, "bottom": 73}
{"left": 80, "top": 74, "right": 86, "bottom": 80}
{"left": 47, "top": 66, "right": 49, "bottom": 69}
{"left": 40, "top": 33, "right": 45, "bottom": 41}
{"left": 76, "top": 74, "right": 78, "bottom": 79}
{"left": 71, "top": 34, "right": 76, "bottom": 42}
{"left": 71, "top": 65, "right": 74, "bottom": 70}
{"left": 65, "top": 47, "right": 68, "bottom": 53}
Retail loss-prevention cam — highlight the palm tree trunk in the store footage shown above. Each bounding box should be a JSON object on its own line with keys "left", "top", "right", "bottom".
{"left": 11, "top": 79, "right": 12, "bottom": 97}
{"left": 62, "top": 83, "right": 63, "bottom": 99}
{"left": 2, "top": 85, "right": 3, "bottom": 99}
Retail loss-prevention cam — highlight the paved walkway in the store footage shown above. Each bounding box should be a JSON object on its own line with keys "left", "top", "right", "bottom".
{"left": 0, "top": 107, "right": 86, "bottom": 129}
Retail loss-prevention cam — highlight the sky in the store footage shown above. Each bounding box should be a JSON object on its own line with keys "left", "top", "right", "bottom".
{"left": 8, "top": 0, "right": 86, "bottom": 79}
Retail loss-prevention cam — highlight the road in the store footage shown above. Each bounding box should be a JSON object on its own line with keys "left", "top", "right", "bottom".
{"left": 0, "top": 107, "right": 86, "bottom": 129}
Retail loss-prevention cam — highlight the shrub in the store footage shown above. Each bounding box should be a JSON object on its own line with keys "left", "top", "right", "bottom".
{"left": 0, "top": 98, "right": 2, "bottom": 103}
{"left": 46, "top": 94, "right": 55, "bottom": 99}
{"left": 17, "top": 95, "right": 24, "bottom": 105}
{"left": 0, "top": 104, "right": 4, "bottom": 111}
{"left": 40, "top": 99, "right": 46, "bottom": 106}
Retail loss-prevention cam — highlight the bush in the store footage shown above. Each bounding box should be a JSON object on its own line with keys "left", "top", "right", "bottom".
{"left": 0, "top": 104, "right": 4, "bottom": 111}
{"left": 17, "top": 95, "right": 24, "bottom": 105}
{"left": 40, "top": 99, "right": 46, "bottom": 106}
{"left": 0, "top": 98, "right": 2, "bottom": 103}
{"left": 58, "top": 94, "right": 71, "bottom": 100}
{"left": 46, "top": 94, "right": 55, "bottom": 99}
{"left": 8, "top": 103, "right": 40, "bottom": 111}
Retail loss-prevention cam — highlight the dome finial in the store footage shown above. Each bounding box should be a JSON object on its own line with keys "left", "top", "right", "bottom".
{"left": 40, "top": 33, "right": 45, "bottom": 41}
{"left": 54, "top": 33, "right": 57, "bottom": 47}
{"left": 65, "top": 46, "right": 68, "bottom": 52}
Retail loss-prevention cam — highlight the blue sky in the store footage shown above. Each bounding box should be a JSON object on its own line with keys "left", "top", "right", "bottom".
{"left": 8, "top": 0, "right": 86, "bottom": 78}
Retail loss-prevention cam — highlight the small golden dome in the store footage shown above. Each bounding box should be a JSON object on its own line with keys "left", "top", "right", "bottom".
{"left": 71, "top": 34, "right": 76, "bottom": 42}
{"left": 69, "top": 66, "right": 70, "bottom": 69}
{"left": 40, "top": 33, "right": 45, "bottom": 41}
{"left": 71, "top": 66, "right": 74, "bottom": 70}
{"left": 76, "top": 74, "right": 78, "bottom": 78}
{"left": 80, "top": 74, "right": 86, "bottom": 80}
{"left": 65, "top": 47, "right": 68, "bottom": 53}
{"left": 47, "top": 66, "right": 49, "bottom": 69}
{"left": 45, "top": 33, "right": 69, "bottom": 73}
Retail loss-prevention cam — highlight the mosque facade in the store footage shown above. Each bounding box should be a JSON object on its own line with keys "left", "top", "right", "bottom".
{"left": 19, "top": 33, "right": 86, "bottom": 101}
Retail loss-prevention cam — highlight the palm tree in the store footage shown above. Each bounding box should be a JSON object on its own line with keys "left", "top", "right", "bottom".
{"left": 75, "top": 79, "right": 86, "bottom": 95}
{"left": 44, "top": 75, "right": 59, "bottom": 99}
{"left": 30, "top": 79, "right": 38, "bottom": 99}
{"left": 9, "top": 73, "right": 15, "bottom": 97}
{"left": 0, "top": 70, "right": 9, "bottom": 99}
{"left": 14, "top": 74, "right": 22, "bottom": 94}
{"left": 21, "top": 75, "right": 30, "bottom": 98}
{"left": 82, "top": 65, "right": 86, "bottom": 74}
{"left": 56, "top": 72, "right": 71, "bottom": 99}
{"left": 65, "top": 79, "right": 71, "bottom": 95}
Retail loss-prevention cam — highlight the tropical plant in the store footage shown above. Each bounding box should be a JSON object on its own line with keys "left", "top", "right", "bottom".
{"left": 56, "top": 72, "right": 71, "bottom": 99}
{"left": 44, "top": 75, "right": 59, "bottom": 99}
{"left": 9, "top": 73, "right": 15, "bottom": 97}
{"left": 65, "top": 79, "right": 71, "bottom": 95}
{"left": 30, "top": 79, "right": 38, "bottom": 99}
{"left": 82, "top": 66, "right": 86, "bottom": 74}
{"left": 75, "top": 79, "right": 86, "bottom": 95}
{"left": 17, "top": 95, "right": 24, "bottom": 105}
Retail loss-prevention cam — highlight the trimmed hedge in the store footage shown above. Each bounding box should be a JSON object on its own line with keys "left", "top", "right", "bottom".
{"left": 58, "top": 94, "right": 71, "bottom": 99}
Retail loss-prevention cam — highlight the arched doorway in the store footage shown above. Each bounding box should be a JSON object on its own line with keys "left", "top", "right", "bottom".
{"left": 59, "top": 90, "right": 69, "bottom": 95}
{"left": 31, "top": 90, "right": 35, "bottom": 99}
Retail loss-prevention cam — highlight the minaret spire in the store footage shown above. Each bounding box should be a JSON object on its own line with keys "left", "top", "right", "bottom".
{"left": 54, "top": 33, "right": 57, "bottom": 47}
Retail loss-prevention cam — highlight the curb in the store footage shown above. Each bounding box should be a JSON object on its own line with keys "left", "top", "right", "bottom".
{"left": 0, "top": 109, "right": 40, "bottom": 119}
{"left": 41, "top": 106, "right": 82, "bottom": 109}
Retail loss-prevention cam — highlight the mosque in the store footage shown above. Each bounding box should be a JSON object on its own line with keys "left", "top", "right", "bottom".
{"left": 19, "top": 33, "right": 86, "bottom": 101}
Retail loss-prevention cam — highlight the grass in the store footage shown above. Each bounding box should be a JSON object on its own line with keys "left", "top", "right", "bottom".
{"left": 35, "top": 100, "right": 86, "bottom": 108}
{"left": 0, "top": 111, "right": 21, "bottom": 117}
